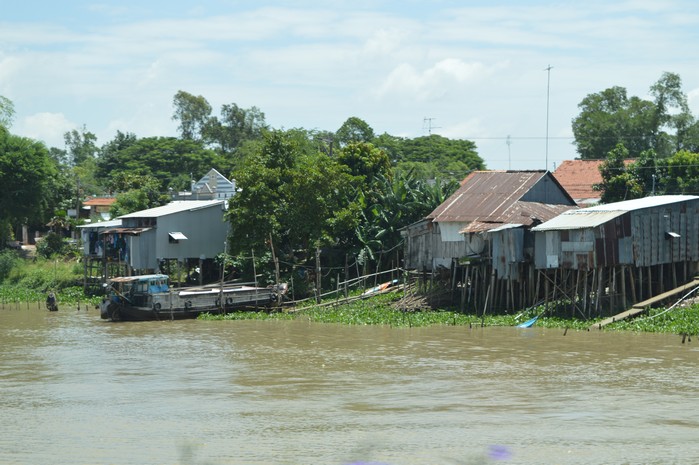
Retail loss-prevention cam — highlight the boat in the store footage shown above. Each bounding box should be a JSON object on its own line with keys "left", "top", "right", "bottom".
{"left": 361, "top": 279, "right": 399, "bottom": 296}
{"left": 516, "top": 315, "right": 539, "bottom": 328}
{"left": 99, "top": 274, "right": 287, "bottom": 321}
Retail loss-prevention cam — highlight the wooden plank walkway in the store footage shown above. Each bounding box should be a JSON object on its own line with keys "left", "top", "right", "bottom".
{"left": 590, "top": 278, "right": 699, "bottom": 330}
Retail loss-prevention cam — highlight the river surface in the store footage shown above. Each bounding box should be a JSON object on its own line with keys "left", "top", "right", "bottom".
{"left": 1, "top": 305, "right": 698, "bottom": 465}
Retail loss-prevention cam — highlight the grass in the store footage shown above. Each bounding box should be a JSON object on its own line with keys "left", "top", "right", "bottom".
{"left": 0, "top": 250, "right": 102, "bottom": 305}
{"left": 200, "top": 289, "right": 699, "bottom": 335}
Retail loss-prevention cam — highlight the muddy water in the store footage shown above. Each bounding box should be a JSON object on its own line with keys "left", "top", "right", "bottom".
{"left": 0, "top": 305, "right": 698, "bottom": 465}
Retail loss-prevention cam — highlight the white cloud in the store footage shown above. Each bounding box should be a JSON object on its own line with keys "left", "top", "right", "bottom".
{"left": 17, "top": 112, "right": 75, "bottom": 147}
{"left": 376, "top": 59, "right": 491, "bottom": 101}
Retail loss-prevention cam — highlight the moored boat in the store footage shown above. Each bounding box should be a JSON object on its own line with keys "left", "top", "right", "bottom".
{"left": 99, "top": 274, "right": 287, "bottom": 321}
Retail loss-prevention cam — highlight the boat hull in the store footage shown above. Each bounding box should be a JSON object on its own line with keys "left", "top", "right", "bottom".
{"left": 100, "top": 285, "right": 283, "bottom": 322}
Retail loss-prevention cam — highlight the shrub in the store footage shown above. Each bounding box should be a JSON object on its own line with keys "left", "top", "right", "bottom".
{"left": 36, "top": 232, "right": 68, "bottom": 258}
{"left": 0, "top": 249, "right": 20, "bottom": 281}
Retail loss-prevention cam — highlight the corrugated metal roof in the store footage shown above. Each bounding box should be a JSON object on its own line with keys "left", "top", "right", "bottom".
{"left": 429, "top": 170, "right": 560, "bottom": 223}
{"left": 582, "top": 195, "right": 699, "bottom": 212}
{"left": 459, "top": 201, "right": 577, "bottom": 233}
{"left": 77, "top": 219, "right": 122, "bottom": 229}
{"left": 100, "top": 227, "right": 152, "bottom": 235}
{"left": 487, "top": 223, "right": 525, "bottom": 233}
{"left": 532, "top": 195, "right": 699, "bottom": 231}
{"left": 532, "top": 210, "right": 626, "bottom": 231}
{"left": 118, "top": 200, "right": 225, "bottom": 219}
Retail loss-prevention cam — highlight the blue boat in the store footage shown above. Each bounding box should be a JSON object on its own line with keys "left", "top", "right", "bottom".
{"left": 517, "top": 315, "right": 539, "bottom": 328}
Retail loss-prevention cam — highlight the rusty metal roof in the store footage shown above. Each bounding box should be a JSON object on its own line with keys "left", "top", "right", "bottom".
{"left": 429, "top": 170, "right": 574, "bottom": 223}
{"left": 100, "top": 227, "right": 152, "bottom": 235}
{"left": 460, "top": 201, "right": 576, "bottom": 233}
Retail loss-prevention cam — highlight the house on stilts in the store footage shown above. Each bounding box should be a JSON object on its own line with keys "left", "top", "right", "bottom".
{"left": 531, "top": 195, "right": 699, "bottom": 318}
{"left": 401, "top": 170, "right": 578, "bottom": 312}
{"left": 79, "top": 200, "right": 230, "bottom": 292}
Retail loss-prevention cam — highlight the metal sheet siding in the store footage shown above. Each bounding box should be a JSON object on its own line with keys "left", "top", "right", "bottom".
{"left": 491, "top": 227, "right": 523, "bottom": 280}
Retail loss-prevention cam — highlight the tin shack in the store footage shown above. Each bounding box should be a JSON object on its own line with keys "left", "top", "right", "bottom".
{"left": 532, "top": 195, "right": 699, "bottom": 315}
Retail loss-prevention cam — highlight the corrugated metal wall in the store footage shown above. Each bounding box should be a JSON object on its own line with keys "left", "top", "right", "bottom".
{"left": 535, "top": 199, "right": 699, "bottom": 270}
{"left": 491, "top": 228, "right": 524, "bottom": 280}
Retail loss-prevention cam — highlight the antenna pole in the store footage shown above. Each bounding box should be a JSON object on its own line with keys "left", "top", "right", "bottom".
{"left": 545, "top": 65, "right": 553, "bottom": 172}
{"left": 506, "top": 135, "right": 511, "bottom": 170}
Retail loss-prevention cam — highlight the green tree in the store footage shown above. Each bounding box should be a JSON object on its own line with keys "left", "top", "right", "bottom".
{"left": 172, "top": 90, "right": 212, "bottom": 141}
{"left": 595, "top": 144, "right": 643, "bottom": 203}
{"left": 97, "top": 130, "right": 139, "bottom": 183}
{"left": 336, "top": 142, "right": 392, "bottom": 183}
{"left": 98, "top": 136, "right": 222, "bottom": 190}
{"left": 205, "top": 103, "right": 267, "bottom": 154}
{"left": 660, "top": 150, "right": 699, "bottom": 195}
{"left": 572, "top": 73, "right": 696, "bottom": 160}
{"left": 335, "top": 117, "right": 375, "bottom": 146}
{"left": 352, "top": 171, "right": 458, "bottom": 265}
{"left": 226, "top": 130, "right": 359, "bottom": 277}
{"left": 0, "top": 127, "right": 58, "bottom": 244}
{"left": 572, "top": 87, "right": 655, "bottom": 159}
{"left": 64, "top": 125, "right": 98, "bottom": 166}
{"left": 0, "top": 95, "right": 15, "bottom": 129}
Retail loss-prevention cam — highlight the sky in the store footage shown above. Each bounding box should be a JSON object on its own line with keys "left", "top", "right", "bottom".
{"left": 2, "top": 0, "right": 699, "bottom": 172}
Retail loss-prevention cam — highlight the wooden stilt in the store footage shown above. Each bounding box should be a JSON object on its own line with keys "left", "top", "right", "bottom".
{"left": 628, "top": 266, "right": 637, "bottom": 305}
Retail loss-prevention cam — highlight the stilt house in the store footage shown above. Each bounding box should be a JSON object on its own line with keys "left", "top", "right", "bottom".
{"left": 402, "top": 170, "right": 577, "bottom": 312}
{"left": 80, "top": 200, "right": 229, "bottom": 291}
{"left": 531, "top": 195, "right": 699, "bottom": 316}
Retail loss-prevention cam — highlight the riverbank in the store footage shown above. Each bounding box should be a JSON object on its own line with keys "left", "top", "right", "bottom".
{"left": 1, "top": 251, "right": 697, "bottom": 334}
{"left": 200, "top": 291, "right": 699, "bottom": 335}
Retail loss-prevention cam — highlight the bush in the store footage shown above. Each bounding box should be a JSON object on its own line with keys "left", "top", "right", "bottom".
{"left": 36, "top": 232, "right": 68, "bottom": 258}
{"left": 0, "top": 249, "right": 20, "bottom": 281}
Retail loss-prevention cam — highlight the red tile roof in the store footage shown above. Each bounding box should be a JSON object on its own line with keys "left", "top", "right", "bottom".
{"left": 83, "top": 197, "right": 117, "bottom": 206}
{"left": 553, "top": 159, "right": 634, "bottom": 205}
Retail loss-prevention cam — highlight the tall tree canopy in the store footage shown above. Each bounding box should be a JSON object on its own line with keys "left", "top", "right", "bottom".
{"left": 205, "top": 103, "right": 267, "bottom": 154}
{"left": 594, "top": 143, "right": 643, "bottom": 203}
{"left": 64, "top": 125, "right": 98, "bottom": 166}
{"left": 96, "top": 136, "right": 222, "bottom": 191}
{"left": 172, "top": 91, "right": 212, "bottom": 141}
{"left": 0, "top": 127, "right": 58, "bottom": 242}
{"left": 572, "top": 72, "right": 695, "bottom": 159}
{"left": 0, "top": 96, "right": 15, "bottom": 129}
{"left": 375, "top": 133, "right": 483, "bottom": 181}
{"left": 225, "top": 129, "right": 360, "bottom": 264}
{"left": 335, "top": 116, "right": 375, "bottom": 146}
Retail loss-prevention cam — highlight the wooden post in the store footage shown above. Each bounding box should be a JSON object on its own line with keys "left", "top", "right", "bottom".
{"left": 582, "top": 269, "right": 589, "bottom": 318}
{"left": 628, "top": 266, "right": 637, "bottom": 305}
{"left": 621, "top": 265, "right": 627, "bottom": 310}
{"left": 344, "top": 254, "right": 349, "bottom": 299}
{"left": 315, "top": 247, "right": 321, "bottom": 304}
{"left": 269, "top": 234, "right": 281, "bottom": 305}
{"left": 595, "top": 268, "right": 603, "bottom": 316}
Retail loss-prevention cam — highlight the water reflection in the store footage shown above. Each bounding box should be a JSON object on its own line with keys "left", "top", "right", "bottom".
{"left": 0, "top": 305, "right": 698, "bottom": 464}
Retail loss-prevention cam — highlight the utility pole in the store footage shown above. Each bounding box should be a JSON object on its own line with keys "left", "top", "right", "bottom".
{"left": 545, "top": 65, "right": 553, "bottom": 172}
{"left": 506, "top": 135, "right": 512, "bottom": 170}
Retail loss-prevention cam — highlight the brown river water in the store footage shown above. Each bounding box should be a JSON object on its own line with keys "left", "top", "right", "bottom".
{"left": 1, "top": 305, "right": 698, "bottom": 465}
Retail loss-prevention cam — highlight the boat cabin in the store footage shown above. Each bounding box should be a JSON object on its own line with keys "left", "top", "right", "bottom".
{"left": 108, "top": 274, "right": 169, "bottom": 307}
